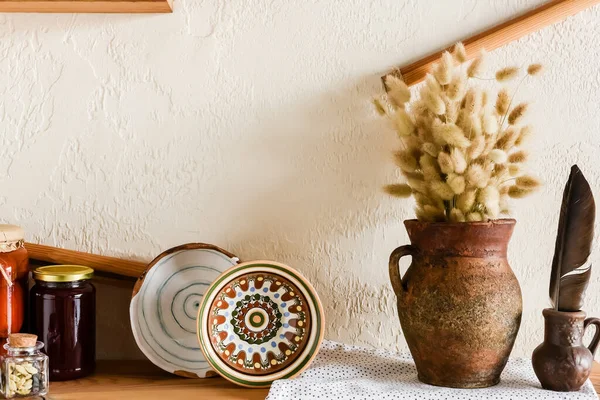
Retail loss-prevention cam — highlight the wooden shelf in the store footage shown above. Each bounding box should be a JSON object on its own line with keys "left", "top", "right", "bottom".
{"left": 0, "top": 0, "right": 173, "bottom": 14}
{"left": 47, "top": 359, "right": 600, "bottom": 399}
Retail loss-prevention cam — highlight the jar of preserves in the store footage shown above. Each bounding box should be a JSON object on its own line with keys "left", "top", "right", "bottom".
{"left": 0, "top": 225, "right": 28, "bottom": 338}
{"left": 0, "top": 333, "right": 49, "bottom": 398}
{"left": 30, "top": 266, "right": 95, "bottom": 381}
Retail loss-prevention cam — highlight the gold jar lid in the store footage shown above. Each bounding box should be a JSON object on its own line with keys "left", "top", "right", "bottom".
{"left": 33, "top": 265, "right": 94, "bottom": 282}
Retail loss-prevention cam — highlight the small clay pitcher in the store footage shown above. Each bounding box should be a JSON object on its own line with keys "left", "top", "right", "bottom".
{"left": 532, "top": 308, "right": 600, "bottom": 391}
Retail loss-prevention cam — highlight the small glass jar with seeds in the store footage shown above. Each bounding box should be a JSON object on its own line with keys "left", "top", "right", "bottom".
{"left": 0, "top": 333, "right": 48, "bottom": 398}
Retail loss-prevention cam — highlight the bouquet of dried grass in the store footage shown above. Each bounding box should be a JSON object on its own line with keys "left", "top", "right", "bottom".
{"left": 376, "top": 43, "right": 542, "bottom": 222}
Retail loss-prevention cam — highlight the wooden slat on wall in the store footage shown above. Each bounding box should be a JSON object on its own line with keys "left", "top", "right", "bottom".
{"left": 0, "top": 0, "right": 173, "bottom": 13}
{"left": 382, "top": 0, "right": 600, "bottom": 88}
{"left": 26, "top": 243, "right": 147, "bottom": 278}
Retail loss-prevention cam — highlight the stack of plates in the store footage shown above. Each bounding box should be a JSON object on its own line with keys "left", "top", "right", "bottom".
{"left": 130, "top": 243, "right": 324, "bottom": 387}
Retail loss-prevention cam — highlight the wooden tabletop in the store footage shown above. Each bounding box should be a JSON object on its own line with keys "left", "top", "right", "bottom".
{"left": 48, "top": 360, "right": 600, "bottom": 400}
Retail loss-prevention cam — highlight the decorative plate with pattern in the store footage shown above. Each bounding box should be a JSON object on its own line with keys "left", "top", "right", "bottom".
{"left": 197, "top": 260, "right": 324, "bottom": 388}
{"left": 130, "top": 243, "right": 239, "bottom": 378}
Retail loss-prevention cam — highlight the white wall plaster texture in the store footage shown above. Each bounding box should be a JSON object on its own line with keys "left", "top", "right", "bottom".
{"left": 1, "top": 0, "right": 600, "bottom": 360}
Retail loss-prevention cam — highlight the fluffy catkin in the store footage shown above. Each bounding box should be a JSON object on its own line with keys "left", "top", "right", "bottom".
{"left": 508, "top": 163, "right": 521, "bottom": 177}
{"left": 450, "top": 208, "right": 466, "bottom": 222}
{"left": 482, "top": 110, "right": 499, "bottom": 135}
{"left": 456, "top": 190, "right": 476, "bottom": 213}
{"left": 420, "top": 154, "right": 442, "bottom": 181}
{"left": 408, "top": 176, "right": 427, "bottom": 193}
{"left": 433, "top": 52, "right": 454, "bottom": 85}
{"left": 447, "top": 174, "right": 466, "bottom": 194}
{"left": 496, "top": 67, "right": 519, "bottom": 82}
{"left": 466, "top": 164, "right": 488, "bottom": 188}
{"left": 373, "top": 98, "right": 387, "bottom": 115}
{"left": 420, "top": 205, "right": 446, "bottom": 221}
{"left": 450, "top": 148, "right": 467, "bottom": 173}
{"left": 495, "top": 128, "right": 518, "bottom": 150}
{"left": 430, "top": 181, "right": 455, "bottom": 200}
{"left": 508, "top": 185, "right": 532, "bottom": 198}
{"left": 463, "top": 89, "right": 482, "bottom": 114}
{"left": 508, "top": 103, "right": 528, "bottom": 125}
{"left": 467, "top": 53, "right": 484, "bottom": 78}
{"left": 393, "top": 109, "right": 415, "bottom": 137}
{"left": 466, "top": 212, "right": 484, "bottom": 222}
{"left": 468, "top": 135, "right": 486, "bottom": 159}
{"left": 516, "top": 175, "right": 541, "bottom": 188}
{"left": 496, "top": 89, "right": 510, "bottom": 115}
{"left": 384, "top": 184, "right": 412, "bottom": 198}
{"left": 422, "top": 88, "right": 446, "bottom": 115}
{"left": 437, "top": 152, "right": 454, "bottom": 174}
{"left": 444, "top": 99, "right": 460, "bottom": 123}
{"left": 508, "top": 150, "right": 528, "bottom": 163}
{"left": 478, "top": 186, "right": 500, "bottom": 218}
{"left": 527, "top": 63, "right": 543, "bottom": 76}
{"left": 393, "top": 151, "right": 417, "bottom": 173}
{"left": 453, "top": 42, "right": 467, "bottom": 63}
{"left": 421, "top": 142, "right": 440, "bottom": 157}
{"left": 489, "top": 149, "right": 508, "bottom": 164}
{"left": 515, "top": 125, "right": 532, "bottom": 146}
{"left": 447, "top": 73, "right": 466, "bottom": 100}
{"left": 434, "top": 123, "right": 470, "bottom": 147}
{"left": 385, "top": 75, "right": 411, "bottom": 108}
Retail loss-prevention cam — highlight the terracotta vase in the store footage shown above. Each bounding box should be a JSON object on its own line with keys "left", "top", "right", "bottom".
{"left": 388, "top": 219, "right": 522, "bottom": 388}
{"left": 531, "top": 309, "right": 600, "bottom": 391}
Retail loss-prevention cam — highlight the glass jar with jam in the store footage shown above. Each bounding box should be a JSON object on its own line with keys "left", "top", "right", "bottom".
{"left": 0, "top": 333, "right": 48, "bottom": 398}
{"left": 30, "top": 266, "right": 95, "bottom": 381}
{"left": 0, "top": 225, "right": 28, "bottom": 339}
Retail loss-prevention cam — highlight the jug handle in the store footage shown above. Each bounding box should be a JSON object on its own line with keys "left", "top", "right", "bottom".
{"left": 584, "top": 317, "right": 600, "bottom": 356}
{"left": 388, "top": 245, "right": 415, "bottom": 297}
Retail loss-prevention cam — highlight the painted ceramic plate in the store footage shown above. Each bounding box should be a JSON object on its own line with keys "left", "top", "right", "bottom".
{"left": 197, "top": 260, "right": 325, "bottom": 388}
{"left": 130, "top": 243, "right": 239, "bottom": 378}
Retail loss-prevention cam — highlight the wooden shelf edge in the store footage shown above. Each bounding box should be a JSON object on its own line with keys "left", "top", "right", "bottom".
{"left": 26, "top": 242, "right": 148, "bottom": 278}
{"left": 0, "top": 0, "right": 173, "bottom": 13}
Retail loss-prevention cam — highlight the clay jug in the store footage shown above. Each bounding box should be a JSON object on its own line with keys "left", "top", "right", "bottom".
{"left": 389, "top": 219, "right": 522, "bottom": 388}
{"left": 532, "top": 309, "right": 600, "bottom": 391}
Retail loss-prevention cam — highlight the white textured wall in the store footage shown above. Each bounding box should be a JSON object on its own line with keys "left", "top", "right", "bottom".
{"left": 2, "top": 0, "right": 600, "bottom": 361}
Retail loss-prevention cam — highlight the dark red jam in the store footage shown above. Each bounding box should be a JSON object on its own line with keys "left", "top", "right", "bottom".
{"left": 30, "top": 278, "right": 95, "bottom": 381}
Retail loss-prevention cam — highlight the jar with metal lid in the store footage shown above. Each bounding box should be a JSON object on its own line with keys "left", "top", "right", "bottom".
{"left": 0, "top": 333, "right": 49, "bottom": 398}
{"left": 0, "top": 225, "right": 28, "bottom": 338}
{"left": 30, "top": 265, "right": 95, "bottom": 381}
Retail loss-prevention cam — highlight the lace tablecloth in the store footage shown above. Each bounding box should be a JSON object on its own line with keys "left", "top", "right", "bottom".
{"left": 267, "top": 340, "right": 598, "bottom": 400}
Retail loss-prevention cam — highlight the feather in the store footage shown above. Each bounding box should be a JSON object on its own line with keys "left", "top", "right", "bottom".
{"left": 549, "top": 165, "right": 596, "bottom": 312}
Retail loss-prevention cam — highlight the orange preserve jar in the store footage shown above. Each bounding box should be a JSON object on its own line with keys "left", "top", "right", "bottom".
{"left": 0, "top": 225, "right": 28, "bottom": 338}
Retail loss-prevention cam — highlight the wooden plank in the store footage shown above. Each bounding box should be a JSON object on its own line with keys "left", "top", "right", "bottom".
{"left": 0, "top": 0, "right": 173, "bottom": 13}
{"left": 47, "top": 360, "right": 600, "bottom": 399}
{"left": 26, "top": 242, "right": 148, "bottom": 278}
{"left": 382, "top": 0, "right": 600, "bottom": 88}
{"left": 49, "top": 360, "right": 270, "bottom": 400}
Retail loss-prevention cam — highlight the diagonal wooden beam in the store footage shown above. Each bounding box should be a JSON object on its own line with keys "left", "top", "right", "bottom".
{"left": 382, "top": 0, "right": 600, "bottom": 90}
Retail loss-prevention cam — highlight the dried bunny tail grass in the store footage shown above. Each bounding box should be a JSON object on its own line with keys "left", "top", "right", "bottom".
{"left": 385, "top": 75, "right": 411, "bottom": 108}
{"left": 408, "top": 176, "right": 428, "bottom": 194}
{"left": 421, "top": 142, "right": 440, "bottom": 157}
{"left": 495, "top": 127, "right": 518, "bottom": 150}
{"left": 384, "top": 184, "right": 413, "bottom": 198}
{"left": 447, "top": 73, "right": 467, "bottom": 100}
{"left": 466, "top": 163, "right": 489, "bottom": 188}
{"left": 468, "top": 135, "right": 486, "bottom": 159}
{"left": 453, "top": 42, "right": 467, "bottom": 63}
{"left": 481, "top": 89, "right": 490, "bottom": 108}
{"left": 373, "top": 98, "right": 388, "bottom": 115}
{"left": 433, "top": 123, "right": 471, "bottom": 148}
{"left": 500, "top": 185, "right": 510, "bottom": 195}
{"left": 422, "top": 87, "right": 446, "bottom": 115}
{"left": 508, "top": 185, "right": 533, "bottom": 198}
{"left": 516, "top": 175, "right": 541, "bottom": 189}
{"left": 482, "top": 134, "right": 497, "bottom": 156}
{"left": 527, "top": 63, "right": 543, "bottom": 76}
{"left": 466, "top": 212, "right": 484, "bottom": 222}
{"left": 496, "top": 66, "right": 519, "bottom": 82}
{"left": 417, "top": 205, "right": 446, "bottom": 222}
{"left": 393, "top": 151, "right": 418, "bottom": 173}
{"left": 508, "top": 103, "right": 528, "bottom": 125}
{"left": 493, "top": 164, "right": 508, "bottom": 182}
{"left": 515, "top": 125, "right": 532, "bottom": 146}
{"left": 450, "top": 148, "right": 467, "bottom": 174}
{"left": 478, "top": 186, "right": 500, "bottom": 218}
{"left": 496, "top": 89, "right": 510, "bottom": 116}
{"left": 433, "top": 52, "right": 453, "bottom": 85}
{"left": 437, "top": 151, "right": 454, "bottom": 174}
{"left": 420, "top": 154, "right": 442, "bottom": 181}
{"left": 456, "top": 190, "right": 477, "bottom": 213}
{"left": 457, "top": 112, "right": 482, "bottom": 138}
{"left": 444, "top": 99, "right": 460, "bottom": 123}
{"left": 489, "top": 149, "right": 508, "bottom": 164}
{"left": 425, "top": 75, "right": 442, "bottom": 94}
{"left": 508, "top": 163, "right": 521, "bottom": 177}
{"left": 402, "top": 135, "right": 421, "bottom": 152}
{"left": 508, "top": 150, "right": 528, "bottom": 163}
{"left": 463, "top": 89, "right": 482, "bottom": 114}
{"left": 482, "top": 110, "right": 499, "bottom": 135}
{"left": 447, "top": 173, "right": 466, "bottom": 194}
{"left": 429, "top": 181, "right": 455, "bottom": 200}
{"left": 450, "top": 208, "right": 466, "bottom": 222}
{"left": 393, "top": 109, "right": 416, "bottom": 137}
{"left": 467, "top": 51, "right": 485, "bottom": 78}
